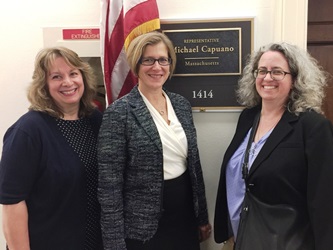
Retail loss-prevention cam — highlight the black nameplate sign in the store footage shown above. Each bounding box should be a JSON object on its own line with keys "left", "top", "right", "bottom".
{"left": 161, "top": 19, "right": 253, "bottom": 110}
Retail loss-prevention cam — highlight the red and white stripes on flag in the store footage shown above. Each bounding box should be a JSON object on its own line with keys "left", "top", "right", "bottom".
{"left": 101, "top": 0, "right": 160, "bottom": 105}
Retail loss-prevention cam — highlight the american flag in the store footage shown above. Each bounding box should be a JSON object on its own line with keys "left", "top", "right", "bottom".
{"left": 100, "top": 0, "right": 160, "bottom": 105}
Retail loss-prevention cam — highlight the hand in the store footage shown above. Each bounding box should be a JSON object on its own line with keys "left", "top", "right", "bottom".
{"left": 198, "top": 223, "right": 212, "bottom": 242}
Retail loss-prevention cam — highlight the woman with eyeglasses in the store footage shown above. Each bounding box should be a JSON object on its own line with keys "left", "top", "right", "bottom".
{"left": 98, "top": 31, "right": 211, "bottom": 250}
{"left": 214, "top": 42, "right": 333, "bottom": 250}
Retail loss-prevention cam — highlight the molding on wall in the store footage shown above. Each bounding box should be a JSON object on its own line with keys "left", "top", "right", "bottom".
{"left": 274, "top": 0, "right": 308, "bottom": 49}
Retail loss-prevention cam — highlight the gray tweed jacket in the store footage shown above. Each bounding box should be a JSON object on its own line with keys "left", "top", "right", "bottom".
{"left": 98, "top": 85, "right": 209, "bottom": 249}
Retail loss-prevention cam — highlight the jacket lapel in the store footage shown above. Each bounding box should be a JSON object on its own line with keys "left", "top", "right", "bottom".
{"left": 249, "top": 111, "right": 299, "bottom": 176}
{"left": 222, "top": 107, "right": 258, "bottom": 172}
{"left": 127, "top": 86, "right": 163, "bottom": 152}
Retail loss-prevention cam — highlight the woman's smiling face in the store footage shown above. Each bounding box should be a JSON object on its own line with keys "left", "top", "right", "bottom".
{"left": 255, "top": 51, "right": 293, "bottom": 106}
{"left": 137, "top": 42, "right": 170, "bottom": 93}
{"left": 47, "top": 56, "right": 84, "bottom": 113}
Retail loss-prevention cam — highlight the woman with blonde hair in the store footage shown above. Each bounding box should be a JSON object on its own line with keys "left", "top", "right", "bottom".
{"left": 0, "top": 47, "right": 103, "bottom": 249}
{"left": 98, "top": 31, "right": 211, "bottom": 250}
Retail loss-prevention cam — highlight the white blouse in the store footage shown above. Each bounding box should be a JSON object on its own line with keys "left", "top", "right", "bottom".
{"left": 139, "top": 90, "right": 188, "bottom": 180}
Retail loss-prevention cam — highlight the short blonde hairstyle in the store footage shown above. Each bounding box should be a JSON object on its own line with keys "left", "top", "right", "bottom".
{"left": 126, "top": 31, "right": 177, "bottom": 78}
{"left": 28, "top": 46, "right": 97, "bottom": 118}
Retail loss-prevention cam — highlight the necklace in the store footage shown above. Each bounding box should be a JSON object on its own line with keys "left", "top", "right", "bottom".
{"left": 249, "top": 142, "right": 259, "bottom": 157}
{"left": 158, "top": 94, "right": 167, "bottom": 116}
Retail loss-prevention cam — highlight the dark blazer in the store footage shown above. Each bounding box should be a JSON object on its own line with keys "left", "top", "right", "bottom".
{"left": 214, "top": 106, "right": 333, "bottom": 250}
{"left": 98, "top": 86, "right": 209, "bottom": 250}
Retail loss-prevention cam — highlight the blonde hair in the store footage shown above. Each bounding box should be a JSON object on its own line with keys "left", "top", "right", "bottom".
{"left": 27, "top": 46, "right": 97, "bottom": 118}
{"left": 126, "top": 31, "right": 176, "bottom": 78}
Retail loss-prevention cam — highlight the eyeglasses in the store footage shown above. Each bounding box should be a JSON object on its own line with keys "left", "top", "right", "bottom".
{"left": 139, "top": 57, "right": 172, "bottom": 66}
{"left": 253, "top": 69, "right": 292, "bottom": 81}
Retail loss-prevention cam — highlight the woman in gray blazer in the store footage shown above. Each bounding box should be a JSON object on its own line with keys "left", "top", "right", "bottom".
{"left": 98, "top": 31, "right": 211, "bottom": 250}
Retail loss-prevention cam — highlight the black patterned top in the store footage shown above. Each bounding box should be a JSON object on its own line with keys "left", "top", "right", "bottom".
{"left": 57, "top": 117, "right": 102, "bottom": 250}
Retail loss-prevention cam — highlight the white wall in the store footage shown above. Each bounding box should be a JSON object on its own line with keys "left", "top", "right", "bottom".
{"left": 0, "top": 0, "right": 307, "bottom": 249}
